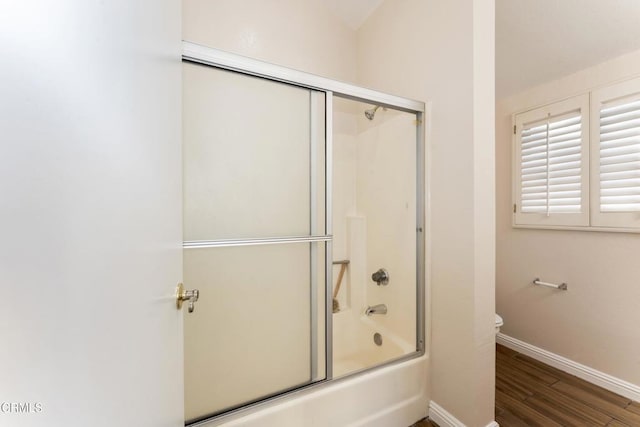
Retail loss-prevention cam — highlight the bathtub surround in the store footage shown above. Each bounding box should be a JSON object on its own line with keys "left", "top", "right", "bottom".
{"left": 496, "top": 49, "right": 640, "bottom": 392}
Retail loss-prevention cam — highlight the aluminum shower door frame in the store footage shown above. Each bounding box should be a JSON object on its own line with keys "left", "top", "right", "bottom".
{"left": 182, "top": 41, "right": 427, "bottom": 427}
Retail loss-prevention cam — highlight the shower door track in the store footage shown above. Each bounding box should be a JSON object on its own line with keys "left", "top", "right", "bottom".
{"left": 182, "top": 41, "right": 427, "bottom": 427}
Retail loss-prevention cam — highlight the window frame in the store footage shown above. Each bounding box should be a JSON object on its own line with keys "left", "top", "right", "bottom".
{"left": 512, "top": 77, "right": 640, "bottom": 233}
{"left": 512, "top": 94, "right": 590, "bottom": 228}
{"left": 590, "top": 77, "right": 640, "bottom": 229}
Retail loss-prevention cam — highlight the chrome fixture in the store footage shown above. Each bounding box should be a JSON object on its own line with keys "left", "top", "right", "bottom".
{"left": 365, "top": 304, "right": 387, "bottom": 316}
{"left": 533, "top": 278, "right": 568, "bottom": 291}
{"left": 364, "top": 105, "right": 381, "bottom": 120}
{"left": 371, "top": 268, "right": 389, "bottom": 286}
{"left": 176, "top": 283, "right": 200, "bottom": 313}
{"left": 183, "top": 234, "right": 332, "bottom": 249}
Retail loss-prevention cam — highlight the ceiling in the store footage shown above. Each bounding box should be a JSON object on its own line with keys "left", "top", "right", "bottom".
{"left": 325, "top": 0, "right": 640, "bottom": 99}
{"left": 323, "top": 0, "right": 383, "bottom": 30}
{"left": 496, "top": 0, "right": 640, "bottom": 98}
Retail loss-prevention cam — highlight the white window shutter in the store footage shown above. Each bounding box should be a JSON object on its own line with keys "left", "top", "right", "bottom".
{"left": 513, "top": 94, "right": 590, "bottom": 227}
{"left": 591, "top": 77, "right": 640, "bottom": 229}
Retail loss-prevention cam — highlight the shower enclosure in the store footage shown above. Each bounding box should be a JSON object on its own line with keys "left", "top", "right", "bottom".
{"left": 331, "top": 97, "right": 420, "bottom": 377}
{"left": 181, "top": 42, "right": 425, "bottom": 425}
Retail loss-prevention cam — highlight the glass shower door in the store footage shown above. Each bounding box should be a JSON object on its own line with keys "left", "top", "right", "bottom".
{"left": 331, "top": 96, "right": 419, "bottom": 378}
{"left": 182, "top": 62, "right": 327, "bottom": 423}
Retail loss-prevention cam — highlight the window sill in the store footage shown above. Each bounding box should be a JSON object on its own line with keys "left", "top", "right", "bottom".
{"left": 512, "top": 223, "right": 640, "bottom": 234}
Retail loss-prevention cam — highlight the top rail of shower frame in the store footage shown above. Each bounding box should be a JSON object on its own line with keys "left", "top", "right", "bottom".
{"left": 181, "top": 41, "right": 425, "bottom": 115}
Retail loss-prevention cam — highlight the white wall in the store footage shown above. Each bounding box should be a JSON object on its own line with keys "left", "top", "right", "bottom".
{"left": 183, "top": 0, "right": 357, "bottom": 83}
{"left": 496, "top": 49, "right": 640, "bottom": 386}
{"left": 358, "top": 1, "right": 496, "bottom": 425}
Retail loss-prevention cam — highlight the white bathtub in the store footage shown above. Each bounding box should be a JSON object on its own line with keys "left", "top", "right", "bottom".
{"left": 211, "top": 355, "right": 429, "bottom": 427}
{"left": 334, "top": 315, "right": 416, "bottom": 378}
{"left": 201, "top": 312, "right": 427, "bottom": 427}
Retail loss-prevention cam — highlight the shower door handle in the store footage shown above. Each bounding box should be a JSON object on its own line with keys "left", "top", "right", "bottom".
{"left": 176, "top": 283, "right": 200, "bottom": 313}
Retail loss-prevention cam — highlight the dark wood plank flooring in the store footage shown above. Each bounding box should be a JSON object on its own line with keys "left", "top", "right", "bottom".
{"left": 411, "top": 419, "right": 438, "bottom": 427}
{"left": 497, "top": 344, "right": 640, "bottom": 426}
{"left": 410, "top": 344, "right": 640, "bottom": 427}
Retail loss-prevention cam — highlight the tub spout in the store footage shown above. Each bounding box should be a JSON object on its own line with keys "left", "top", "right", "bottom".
{"left": 365, "top": 304, "right": 387, "bottom": 316}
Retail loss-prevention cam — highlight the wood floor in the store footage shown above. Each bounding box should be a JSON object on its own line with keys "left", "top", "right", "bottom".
{"left": 411, "top": 419, "right": 438, "bottom": 427}
{"left": 495, "top": 344, "right": 640, "bottom": 426}
{"left": 410, "top": 344, "right": 640, "bottom": 427}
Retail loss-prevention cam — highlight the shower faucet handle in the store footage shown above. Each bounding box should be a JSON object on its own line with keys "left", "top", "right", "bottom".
{"left": 371, "top": 268, "right": 389, "bottom": 286}
{"left": 176, "top": 283, "right": 200, "bottom": 313}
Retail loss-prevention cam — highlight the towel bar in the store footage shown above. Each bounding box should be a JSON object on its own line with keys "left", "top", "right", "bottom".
{"left": 533, "top": 278, "right": 568, "bottom": 291}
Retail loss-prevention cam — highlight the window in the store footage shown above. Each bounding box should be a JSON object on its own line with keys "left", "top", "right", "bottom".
{"left": 513, "top": 77, "right": 640, "bottom": 231}
{"left": 513, "top": 94, "right": 590, "bottom": 227}
{"left": 590, "top": 78, "right": 640, "bottom": 228}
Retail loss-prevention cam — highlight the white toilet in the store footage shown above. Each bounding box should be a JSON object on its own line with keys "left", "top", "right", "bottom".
{"left": 495, "top": 314, "right": 504, "bottom": 334}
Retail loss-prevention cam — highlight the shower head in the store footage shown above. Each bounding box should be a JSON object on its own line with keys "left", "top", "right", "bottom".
{"left": 364, "top": 105, "right": 381, "bottom": 120}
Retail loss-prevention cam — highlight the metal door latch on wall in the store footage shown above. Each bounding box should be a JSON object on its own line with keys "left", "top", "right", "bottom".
{"left": 176, "top": 283, "right": 200, "bottom": 313}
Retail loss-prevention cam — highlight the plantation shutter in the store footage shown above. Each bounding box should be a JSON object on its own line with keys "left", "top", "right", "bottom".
{"left": 591, "top": 77, "right": 640, "bottom": 228}
{"left": 513, "top": 94, "right": 589, "bottom": 227}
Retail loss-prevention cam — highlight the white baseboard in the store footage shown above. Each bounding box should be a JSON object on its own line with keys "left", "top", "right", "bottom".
{"left": 497, "top": 332, "right": 640, "bottom": 402}
{"left": 428, "top": 401, "right": 498, "bottom": 427}
{"left": 428, "top": 401, "right": 464, "bottom": 427}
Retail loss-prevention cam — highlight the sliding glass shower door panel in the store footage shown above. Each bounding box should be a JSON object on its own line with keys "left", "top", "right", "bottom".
{"left": 331, "top": 97, "right": 418, "bottom": 378}
{"left": 183, "top": 243, "right": 326, "bottom": 422}
{"left": 182, "top": 61, "right": 327, "bottom": 424}
{"left": 183, "top": 62, "right": 326, "bottom": 242}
